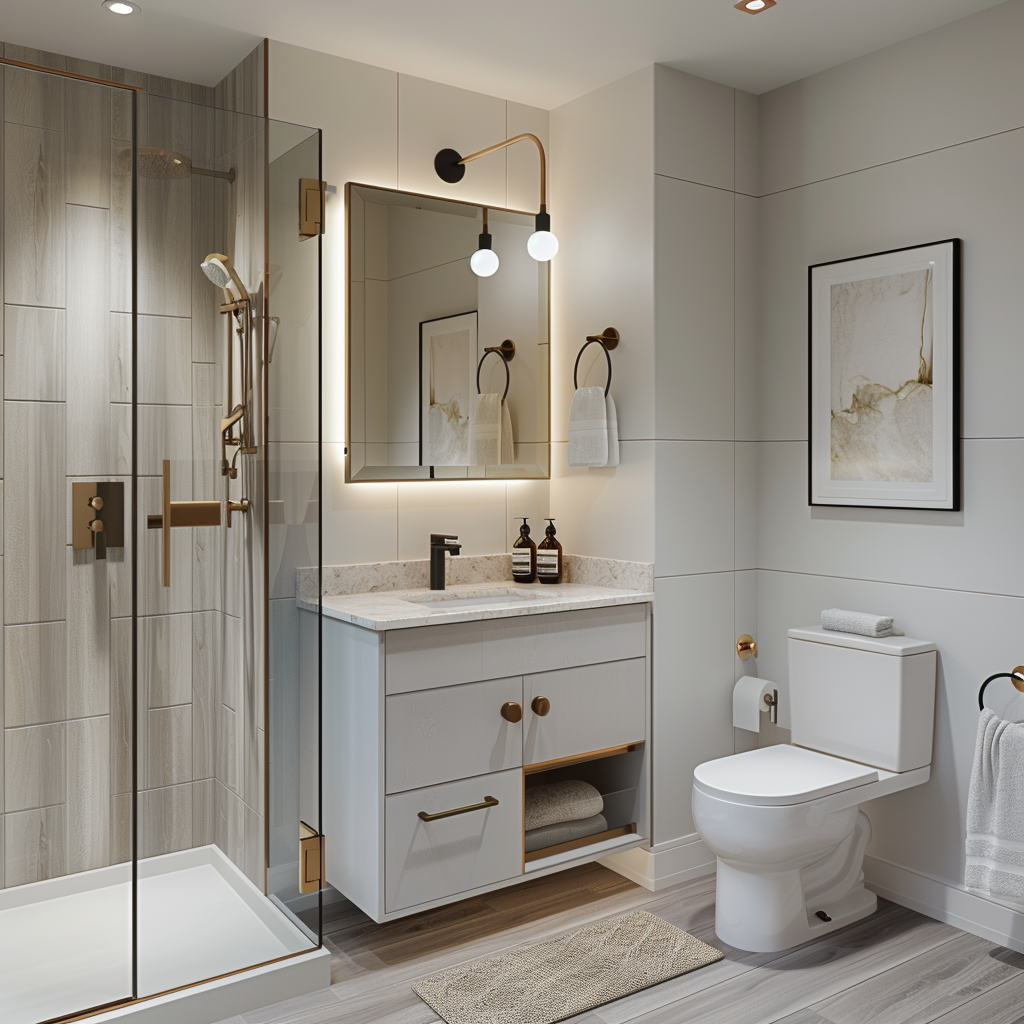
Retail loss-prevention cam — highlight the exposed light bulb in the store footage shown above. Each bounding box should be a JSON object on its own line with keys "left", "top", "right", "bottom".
{"left": 527, "top": 230, "right": 558, "bottom": 262}
{"left": 470, "top": 246, "right": 500, "bottom": 277}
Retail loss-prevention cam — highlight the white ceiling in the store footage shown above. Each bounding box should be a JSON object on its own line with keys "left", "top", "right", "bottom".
{"left": 1, "top": 0, "right": 1008, "bottom": 106}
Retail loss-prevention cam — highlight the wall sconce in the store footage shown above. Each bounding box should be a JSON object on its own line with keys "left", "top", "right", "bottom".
{"left": 434, "top": 133, "right": 558, "bottom": 264}
{"left": 734, "top": 0, "right": 776, "bottom": 11}
{"left": 470, "top": 207, "right": 500, "bottom": 277}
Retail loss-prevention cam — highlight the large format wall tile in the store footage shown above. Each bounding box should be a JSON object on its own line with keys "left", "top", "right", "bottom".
{"left": 137, "top": 316, "right": 191, "bottom": 404}
{"left": 4, "top": 122, "right": 65, "bottom": 307}
{"left": 3, "top": 305, "right": 65, "bottom": 400}
{"left": 66, "top": 715, "right": 109, "bottom": 873}
{"left": 5, "top": 722, "right": 65, "bottom": 812}
{"left": 148, "top": 705, "right": 192, "bottom": 789}
{"left": 4, "top": 804, "right": 65, "bottom": 885}
{"left": 140, "top": 613, "right": 193, "bottom": 709}
{"left": 66, "top": 547, "right": 111, "bottom": 720}
{"left": 4, "top": 401, "right": 66, "bottom": 623}
{"left": 65, "top": 80, "right": 110, "bottom": 209}
{"left": 4, "top": 622, "right": 66, "bottom": 728}
{"left": 138, "top": 783, "right": 192, "bottom": 859}
{"left": 4, "top": 55, "right": 64, "bottom": 131}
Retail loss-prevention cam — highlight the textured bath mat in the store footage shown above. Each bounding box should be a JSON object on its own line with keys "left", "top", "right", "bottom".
{"left": 412, "top": 909, "right": 724, "bottom": 1024}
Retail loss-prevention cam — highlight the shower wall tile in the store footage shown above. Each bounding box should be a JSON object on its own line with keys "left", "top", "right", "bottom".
{"left": 66, "top": 203, "right": 113, "bottom": 476}
{"left": 193, "top": 526, "right": 222, "bottom": 613}
{"left": 109, "top": 617, "right": 131, "bottom": 796}
{"left": 137, "top": 477, "right": 193, "bottom": 616}
{"left": 4, "top": 622, "right": 67, "bottom": 728}
{"left": 242, "top": 800, "right": 262, "bottom": 886}
{"left": 66, "top": 548, "right": 111, "bottom": 720}
{"left": 109, "top": 311, "right": 131, "bottom": 402}
{"left": 140, "top": 613, "right": 192, "bottom": 708}
{"left": 66, "top": 715, "right": 109, "bottom": 873}
{"left": 191, "top": 362, "right": 221, "bottom": 502}
{"left": 192, "top": 611, "right": 219, "bottom": 780}
{"left": 5, "top": 722, "right": 65, "bottom": 811}
{"left": 218, "top": 704, "right": 240, "bottom": 794}
{"left": 109, "top": 138, "right": 132, "bottom": 314}
{"left": 4, "top": 400, "right": 66, "bottom": 624}
{"left": 192, "top": 776, "right": 215, "bottom": 845}
{"left": 4, "top": 804, "right": 65, "bottom": 885}
{"left": 109, "top": 792, "right": 130, "bottom": 864}
{"left": 4, "top": 52, "right": 64, "bottom": 131}
{"left": 138, "top": 176, "right": 191, "bottom": 317}
{"left": 214, "top": 779, "right": 244, "bottom": 869}
{"left": 3, "top": 304, "right": 65, "bottom": 400}
{"left": 138, "top": 315, "right": 191, "bottom": 404}
{"left": 66, "top": 80, "right": 111, "bottom": 209}
{"left": 136, "top": 404, "right": 193, "bottom": 478}
{"left": 138, "top": 783, "right": 192, "bottom": 858}
{"left": 148, "top": 705, "right": 192, "bottom": 789}
{"left": 4, "top": 122, "right": 66, "bottom": 307}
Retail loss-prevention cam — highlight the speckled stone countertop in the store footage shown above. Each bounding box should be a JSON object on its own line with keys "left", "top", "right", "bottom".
{"left": 295, "top": 554, "right": 654, "bottom": 631}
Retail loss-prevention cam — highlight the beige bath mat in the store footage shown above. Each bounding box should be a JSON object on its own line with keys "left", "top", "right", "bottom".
{"left": 412, "top": 909, "right": 724, "bottom": 1024}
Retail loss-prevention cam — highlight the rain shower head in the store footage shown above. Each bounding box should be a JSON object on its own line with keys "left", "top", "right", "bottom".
{"left": 117, "top": 146, "right": 236, "bottom": 183}
{"left": 201, "top": 253, "right": 249, "bottom": 302}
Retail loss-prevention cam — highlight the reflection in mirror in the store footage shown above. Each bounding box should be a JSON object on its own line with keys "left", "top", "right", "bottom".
{"left": 346, "top": 184, "right": 549, "bottom": 481}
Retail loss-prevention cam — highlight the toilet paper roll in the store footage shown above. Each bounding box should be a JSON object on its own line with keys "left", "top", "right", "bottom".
{"left": 733, "top": 676, "right": 777, "bottom": 733}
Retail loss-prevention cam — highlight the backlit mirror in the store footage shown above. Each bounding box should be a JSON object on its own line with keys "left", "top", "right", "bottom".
{"left": 346, "top": 183, "right": 549, "bottom": 481}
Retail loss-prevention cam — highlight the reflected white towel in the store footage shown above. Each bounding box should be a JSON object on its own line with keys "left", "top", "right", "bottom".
{"left": 821, "top": 608, "right": 904, "bottom": 637}
{"left": 469, "top": 392, "right": 501, "bottom": 465}
{"left": 568, "top": 386, "right": 608, "bottom": 467}
{"left": 500, "top": 400, "right": 514, "bottom": 466}
{"left": 966, "top": 709, "right": 1024, "bottom": 901}
{"left": 604, "top": 393, "right": 619, "bottom": 468}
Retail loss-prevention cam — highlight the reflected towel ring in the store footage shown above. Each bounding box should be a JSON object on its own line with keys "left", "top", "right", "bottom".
{"left": 978, "top": 668, "right": 1024, "bottom": 711}
{"left": 573, "top": 328, "right": 619, "bottom": 397}
{"left": 477, "top": 339, "right": 516, "bottom": 402}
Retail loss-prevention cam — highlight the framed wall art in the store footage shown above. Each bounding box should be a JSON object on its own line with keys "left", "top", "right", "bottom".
{"left": 808, "top": 238, "right": 961, "bottom": 510}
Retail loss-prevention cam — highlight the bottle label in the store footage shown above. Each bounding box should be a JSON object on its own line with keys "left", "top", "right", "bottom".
{"left": 512, "top": 551, "right": 532, "bottom": 568}
{"left": 537, "top": 551, "right": 559, "bottom": 575}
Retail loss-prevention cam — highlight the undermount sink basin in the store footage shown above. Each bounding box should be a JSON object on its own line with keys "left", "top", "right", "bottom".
{"left": 407, "top": 592, "right": 536, "bottom": 611}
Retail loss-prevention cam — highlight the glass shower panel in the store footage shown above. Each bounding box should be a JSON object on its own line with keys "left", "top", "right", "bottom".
{"left": 0, "top": 63, "right": 135, "bottom": 1024}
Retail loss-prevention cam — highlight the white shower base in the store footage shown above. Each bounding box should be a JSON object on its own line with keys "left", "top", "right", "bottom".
{"left": 0, "top": 846, "right": 329, "bottom": 1024}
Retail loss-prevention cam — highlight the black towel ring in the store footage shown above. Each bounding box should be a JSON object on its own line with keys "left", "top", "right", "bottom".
{"left": 477, "top": 339, "right": 515, "bottom": 402}
{"left": 978, "top": 669, "right": 1024, "bottom": 711}
{"left": 573, "top": 327, "right": 620, "bottom": 397}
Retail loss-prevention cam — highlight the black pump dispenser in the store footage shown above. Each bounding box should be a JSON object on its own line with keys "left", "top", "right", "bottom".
{"left": 512, "top": 517, "right": 537, "bottom": 583}
{"left": 536, "top": 519, "right": 562, "bottom": 584}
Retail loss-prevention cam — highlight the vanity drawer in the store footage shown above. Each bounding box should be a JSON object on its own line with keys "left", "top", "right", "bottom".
{"left": 385, "top": 676, "right": 523, "bottom": 794}
{"left": 385, "top": 768, "right": 523, "bottom": 914}
{"left": 384, "top": 604, "right": 647, "bottom": 694}
{"left": 523, "top": 658, "right": 646, "bottom": 766}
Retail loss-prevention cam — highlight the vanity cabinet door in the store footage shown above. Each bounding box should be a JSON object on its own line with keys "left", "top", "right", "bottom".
{"left": 385, "top": 676, "right": 523, "bottom": 794}
{"left": 523, "top": 658, "right": 646, "bottom": 766}
{"left": 385, "top": 767, "right": 523, "bottom": 914}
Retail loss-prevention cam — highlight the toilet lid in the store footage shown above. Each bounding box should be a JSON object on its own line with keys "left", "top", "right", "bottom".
{"left": 693, "top": 745, "right": 879, "bottom": 806}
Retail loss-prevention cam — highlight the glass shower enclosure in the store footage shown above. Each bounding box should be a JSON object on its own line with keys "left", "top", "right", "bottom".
{"left": 0, "top": 58, "right": 323, "bottom": 1024}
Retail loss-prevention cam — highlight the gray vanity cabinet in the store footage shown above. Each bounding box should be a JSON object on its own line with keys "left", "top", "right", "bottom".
{"left": 315, "top": 601, "right": 652, "bottom": 923}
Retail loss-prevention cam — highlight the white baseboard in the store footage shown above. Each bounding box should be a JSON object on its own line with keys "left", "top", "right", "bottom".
{"left": 864, "top": 855, "right": 1024, "bottom": 954}
{"left": 600, "top": 835, "right": 716, "bottom": 891}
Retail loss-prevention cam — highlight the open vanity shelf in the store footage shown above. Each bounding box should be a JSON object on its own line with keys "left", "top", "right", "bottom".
{"left": 305, "top": 599, "right": 652, "bottom": 923}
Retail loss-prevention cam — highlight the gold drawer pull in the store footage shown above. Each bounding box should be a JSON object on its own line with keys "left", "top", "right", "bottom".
{"left": 418, "top": 796, "right": 499, "bottom": 822}
{"left": 531, "top": 696, "right": 551, "bottom": 717}
{"left": 500, "top": 701, "right": 522, "bottom": 723}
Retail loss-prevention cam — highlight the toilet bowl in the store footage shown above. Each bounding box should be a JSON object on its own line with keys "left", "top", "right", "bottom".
{"left": 692, "top": 626, "right": 937, "bottom": 953}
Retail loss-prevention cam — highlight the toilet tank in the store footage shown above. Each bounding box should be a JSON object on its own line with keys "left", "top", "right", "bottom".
{"left": 787, "top": 627, "right": 937, "bottom": 772}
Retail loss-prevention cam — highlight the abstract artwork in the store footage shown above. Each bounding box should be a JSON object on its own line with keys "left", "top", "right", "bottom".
{"left": 420, "top": 312, "right": 477, "bottom": 466}
{"left": 809, "top": 240, "right": 960, "bottom": 509}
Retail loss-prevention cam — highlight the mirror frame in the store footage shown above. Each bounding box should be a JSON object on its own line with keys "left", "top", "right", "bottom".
{"left": 344, "top": 181, "right": 551, "bottom": 483}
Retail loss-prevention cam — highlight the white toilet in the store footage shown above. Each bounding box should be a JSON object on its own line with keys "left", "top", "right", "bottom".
{"left": 692, "top": 626, "right": 937, "bottom": 953}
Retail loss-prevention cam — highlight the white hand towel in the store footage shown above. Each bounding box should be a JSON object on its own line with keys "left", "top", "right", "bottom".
{"left": 469, "top": 392, "right": 501, "bottom": 465}
{"left": 966, "top": 709, "right": 1024, "bottom": 901}
{"left": 567, "top": 386, "right": 608, "bottom": 467}
{"left": 500, "top": 399, "right": 515, "bottom": 466}
{"left": 604, "top": 393, "right": 619, "bottom": 467}
{"left": 821, "top": 608, "right": 904, "bottom": 637}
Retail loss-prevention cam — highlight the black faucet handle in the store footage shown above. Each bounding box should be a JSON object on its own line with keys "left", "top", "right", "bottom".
{"left": 430, "top": 533, "right": 460, "bottom": 547}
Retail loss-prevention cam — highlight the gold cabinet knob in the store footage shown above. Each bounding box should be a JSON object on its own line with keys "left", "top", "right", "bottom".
{"left": 737, "top": 635, "right": 758, "bottom": 660}
{"left": 500, "top": 701, "right": 522, "bottom": 723}
{"left": 531, "top": 696, "right": 551, "bottom": 717}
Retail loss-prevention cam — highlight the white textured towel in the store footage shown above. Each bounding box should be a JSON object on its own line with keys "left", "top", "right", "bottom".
{"left": 469, "top": 392, "right": 501, "bottom": 465}
{"left": 500, "top": 399, "right": 514, "bottom": 466}
{"left": 604, "top": 393, "right": 619, "bottom": 467}
{"left": 821, "top": 608, "right": 904, "bottom": 637}
{"left": 966, "top": 709, "right": 1024, "bottom": 901}
{"left": 568, "top": 386, "right": 608, "bottom": 467}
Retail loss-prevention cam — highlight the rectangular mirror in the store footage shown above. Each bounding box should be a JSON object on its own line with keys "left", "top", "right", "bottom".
{"left": 346, "top": 183, "right": 549, "bottom": 481}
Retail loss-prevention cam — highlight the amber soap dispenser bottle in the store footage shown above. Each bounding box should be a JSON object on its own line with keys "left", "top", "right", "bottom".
{"left": 512, "top": 517, "right": 537, "bottom": 583}
{"left": 537, "top": 519, "right": 563, "bottom": 584}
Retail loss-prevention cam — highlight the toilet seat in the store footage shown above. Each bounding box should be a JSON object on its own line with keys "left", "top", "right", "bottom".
{"left": 693, "top": 744, "right": 879, "bottom": 806}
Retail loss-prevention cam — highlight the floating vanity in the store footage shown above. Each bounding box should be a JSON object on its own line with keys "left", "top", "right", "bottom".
{"left": 297, "top": 556, "right": 654, "bottom": 923}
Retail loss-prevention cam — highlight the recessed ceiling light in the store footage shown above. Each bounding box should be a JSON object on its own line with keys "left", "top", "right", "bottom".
{"left": 102, "top": 0, "right": 141, "bottom": 14}
{"left": 734, "top": 0, "right": 776, "bottom": 12}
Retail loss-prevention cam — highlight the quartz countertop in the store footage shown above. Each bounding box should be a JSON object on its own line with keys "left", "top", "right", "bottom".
{"left": 298, "top": 580, "right": 654, "bottom": 631}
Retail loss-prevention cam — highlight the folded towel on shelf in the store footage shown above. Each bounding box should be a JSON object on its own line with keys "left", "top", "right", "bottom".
{"left": 821, "top": 608, "right": 905, "bottom": 638}
{"left": 525, "top": 813, "right": 609, "bottom": 854}
{"left": 500, "top": 399, "right": 515, "bottom": 466}
{"left": 966, "top": 709, "right": 1024, "bottom": 901}
{"left": 469, "top": 392, "right": 501, "bottom": 465}
{"left": 604, "top": 393, "right": 619, "bottom": 468}
{"left": 567, "top": 387, "right": 608, "bottom": 467}
{"left": 525, "top": 780, "right": 604, "bottom": 832}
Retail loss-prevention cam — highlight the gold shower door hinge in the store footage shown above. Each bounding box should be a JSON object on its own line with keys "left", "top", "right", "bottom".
{"left": 299, "top": 178, "right": 326, "bottom": 240}
{"left": 299, "top": 822, "right": 324, "bottom": 894}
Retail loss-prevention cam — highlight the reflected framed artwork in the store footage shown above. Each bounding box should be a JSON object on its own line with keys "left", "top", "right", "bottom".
{"left": 808, "top": 239, "right": 961, "bottom": 509}
{"left": 419, "top": 311, "right": 478, "bottom": 467}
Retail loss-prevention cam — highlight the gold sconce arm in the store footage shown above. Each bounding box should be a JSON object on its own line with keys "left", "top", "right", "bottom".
{"left": 435, "top": 133, "right": 548, "bottom": 210}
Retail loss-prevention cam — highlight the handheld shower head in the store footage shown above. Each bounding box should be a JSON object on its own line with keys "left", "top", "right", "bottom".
{"left": 201, "top": 253, "right": 249, "bottom": 302}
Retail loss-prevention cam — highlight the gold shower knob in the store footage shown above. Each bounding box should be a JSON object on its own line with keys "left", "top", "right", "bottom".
{"left": 737, "top": 635, "right": 758, "bottom": 660}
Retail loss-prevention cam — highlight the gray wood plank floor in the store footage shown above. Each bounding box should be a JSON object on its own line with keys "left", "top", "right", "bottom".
{"left": 215, "top": 865, "right": 1024, "bottom": 1024}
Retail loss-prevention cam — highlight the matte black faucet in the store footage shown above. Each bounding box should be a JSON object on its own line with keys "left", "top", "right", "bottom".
{"left": 429, "top": 533, "right": 462, "bottom": 590}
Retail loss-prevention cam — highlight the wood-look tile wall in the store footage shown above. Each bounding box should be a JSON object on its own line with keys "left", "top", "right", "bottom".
{"left": 0, "top": 39, "right": 267, "bottom": 890}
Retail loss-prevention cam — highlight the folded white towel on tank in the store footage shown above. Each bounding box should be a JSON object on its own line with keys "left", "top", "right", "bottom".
{"left": 821, "top": 608, "right": 904, "bottom": 637}
{"left": 966, "top": 709, "right": 1024, "bottom": 902}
